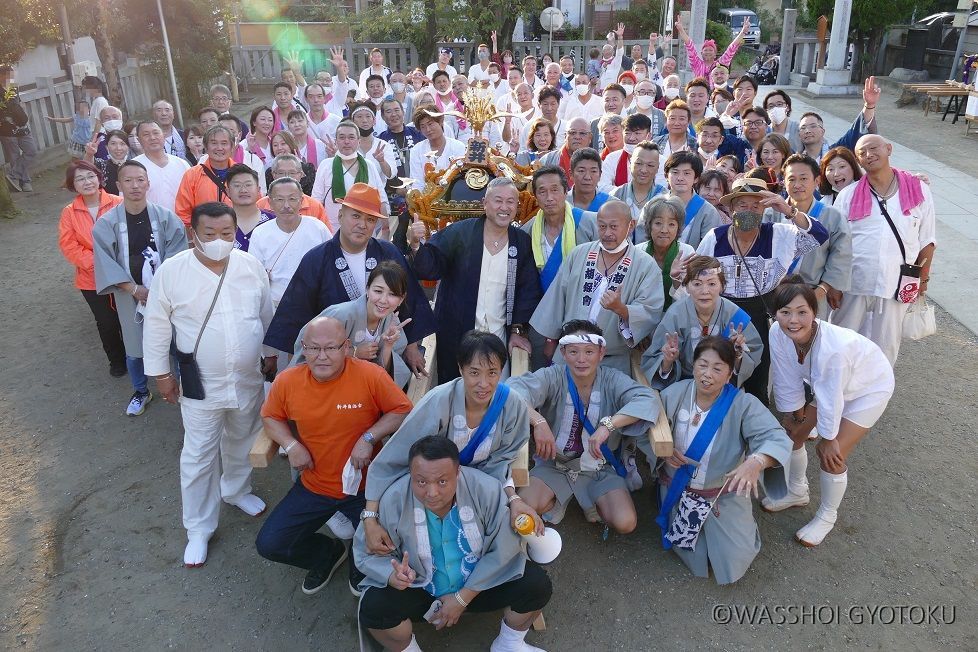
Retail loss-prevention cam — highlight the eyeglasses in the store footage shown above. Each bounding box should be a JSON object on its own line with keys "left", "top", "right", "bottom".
{"left": 798, "top": 123, "right": 823, "bottom": 132}
{"left": 744, "top": 119, "right": 767, "bottom": 128}
{"left": 301, "top": 341, "right": 346, "bottom": 357}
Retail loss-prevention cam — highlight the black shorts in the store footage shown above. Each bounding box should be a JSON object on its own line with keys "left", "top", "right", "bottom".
{"left": 358, "top": 560, "right": 552, "bottom": 630}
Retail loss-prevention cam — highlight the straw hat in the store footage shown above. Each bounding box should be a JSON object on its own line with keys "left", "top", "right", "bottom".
{"left": 719, "top": 177, "right": 769, "bottom": 207}
{"left": 338, "top": 183, "right": 387, "bottom": 219}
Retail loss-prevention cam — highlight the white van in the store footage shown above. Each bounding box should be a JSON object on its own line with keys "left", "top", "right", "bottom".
{"left": 718, "top": 8, "right": 761, "bottom": 45}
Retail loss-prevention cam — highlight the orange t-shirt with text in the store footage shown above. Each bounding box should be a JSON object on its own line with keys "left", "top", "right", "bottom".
{"left": 262, "top": 358, "right": 412, "bottom": 499}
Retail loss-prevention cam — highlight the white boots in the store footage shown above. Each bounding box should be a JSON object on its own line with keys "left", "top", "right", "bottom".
{"left": 761, "top": 447, "right": 810, "bottom": 512}
{"left": 796, "top": 470, "right": 848, "bottom": 547}
{"left": 489, "top": 619, "right": 546, "bottom": 652}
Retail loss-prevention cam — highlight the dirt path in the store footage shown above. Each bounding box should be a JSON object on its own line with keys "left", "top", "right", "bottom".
{"left": 1, "top": 88, "right": 976, "bottom": 649}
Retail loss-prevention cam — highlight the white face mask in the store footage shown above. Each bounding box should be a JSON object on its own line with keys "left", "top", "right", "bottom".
{"left": 600, "top": 239, "right": 629, "bottom": 254}
{"left": 390, "top": 82, "right": 405, "bottom": 93}
{"left": 338, "top": 150, "right": 359, "bottom": 162}
{"left": 575, "top": 84, "right": 590, "bottom": 97}
{"left": 636, "top": 95, "right": 655, "bottom": 110}
{"left": 478, "top": 51, "right": 489, "bottom": 61}
{"left": 634, "top": 72, "right": 647, "bottom": 82}
{"left": 194, "top": 234, "right": 234, "bottom": 261}
{"left": 489, "top": 73, "right": 500, "bottom": 84}
{"left": 621, "top": 84, "right": 634, "bottom": 96}
{"left": 664, "top": 87, "right": 680, "bottom": 100}
{"left": 768, "top": 106, "right": 788, "bottom": 125}
{"left": 623, "top": 143, "right": 636, "bottom": 154}
{"left": 103, "top": 119, "right": 123, "bottom": 131}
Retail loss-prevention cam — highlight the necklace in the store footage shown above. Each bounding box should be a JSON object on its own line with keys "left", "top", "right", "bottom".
{"left": 871, "top": 173, "right": 898, "bottom": 200}
{"left": 794, "top": 321, "right": 819, "bottom": 363}
{"left": 599, "top": 249, "right": 627, "bottom": 277}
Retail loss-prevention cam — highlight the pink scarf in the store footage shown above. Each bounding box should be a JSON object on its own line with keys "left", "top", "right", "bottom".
{"left": 304, "top": 134, "right": 319, "bottom": 168}
{"left": 233, "top": 145, "right": 245, "bottom": 164}
{"left": 271, "top": 105, "right": 287, "bottom": 134}
{"left": 848, "top": 168, "right": 924, "bottom": 222}
{"left": 435, "top": 92, "right": 467, "bottom": 131}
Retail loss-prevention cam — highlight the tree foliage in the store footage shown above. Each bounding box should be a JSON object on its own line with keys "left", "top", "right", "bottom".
{"left": 803, "top": 0, "right": 936, "bottom": 79}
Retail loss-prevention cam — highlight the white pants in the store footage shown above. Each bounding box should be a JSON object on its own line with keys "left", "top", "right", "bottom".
{"left": 831, "top": 294, "right": 908, "bottom": 366}
{"left": 179, "top": 390, "right": 263, "bottom": 537}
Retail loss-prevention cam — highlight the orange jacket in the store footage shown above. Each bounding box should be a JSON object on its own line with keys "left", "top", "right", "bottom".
{"left": 58, "top": 190, "right": 124, "bottom": 290}
{"left": 174, "top": 162, "right": 233, "bottom": 226}
{"left": 256, "top": 193, "right": 329, "bottom": 225}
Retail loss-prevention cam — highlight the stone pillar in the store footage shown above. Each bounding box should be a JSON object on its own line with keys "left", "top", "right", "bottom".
{"left": 689, "top": 0, "right": 708, "bottom": 48}
{"left": 806, "top": 0, "right": 860, "bottom": 96}
{"left": 777, "top": 9, "right": 797, "bottom": 86}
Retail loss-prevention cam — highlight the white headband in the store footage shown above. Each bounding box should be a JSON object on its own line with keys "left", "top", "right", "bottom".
{"left": 350, "top": 105, "right": 375, "bottom": 118}
{"left": 558, "top": 333, "right": 606, "bottom": 348}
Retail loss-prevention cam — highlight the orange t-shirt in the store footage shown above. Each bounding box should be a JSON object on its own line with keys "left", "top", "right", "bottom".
{"left": 262, "top": 358, "right": 412, "bottom": 499}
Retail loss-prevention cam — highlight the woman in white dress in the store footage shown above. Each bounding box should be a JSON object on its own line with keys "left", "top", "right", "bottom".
{"left": 766, "top": 277, "right": 894, "bottom": 546}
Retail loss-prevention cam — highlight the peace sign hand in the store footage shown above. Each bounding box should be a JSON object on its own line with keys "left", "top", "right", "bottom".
{"left": 862, "top": 75, "right": 881, "bottom": 108}
{"left": 727, "top": 322, "right": 747, "bottom": 356}
{"left": 383, "top": 317, "right": 412, "bottom": 344}
{"left": 373, "top": 141, "right": 386, "bottom": 162}
{"left": 322, "top": 134, "right": 337, "bottom": 157}
{"left": 661, "top": 332, "right": 680, "bottom": 364}
{"left": 388, "top": 551, "right": 416, "bottom": 590}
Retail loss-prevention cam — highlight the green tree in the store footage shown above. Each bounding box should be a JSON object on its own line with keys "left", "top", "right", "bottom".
{"left": 804, "top": 0, "right": 935, "bottom": 80}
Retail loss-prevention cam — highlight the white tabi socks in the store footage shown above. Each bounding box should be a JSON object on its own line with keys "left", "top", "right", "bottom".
{"left": 401, "top": 634, "right": 422, "bottom": 651}
{"left": 761, "top": 446, "right": 810, "bottom": 512}
{"left": 184, "top": 534, "right": 210, "bottom": 568}
{"left": 225, "top": 493, "right": 266, "bottom": 517}
{"left": 489, "top": 619, "right": 546, "bottom": 652}
{"left": 796, "top": 469, "right": 848, "bottom": 547}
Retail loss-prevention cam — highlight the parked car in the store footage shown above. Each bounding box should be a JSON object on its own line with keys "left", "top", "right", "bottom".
{"left": 719, "top": 8, "right": 761, "bottom": 45}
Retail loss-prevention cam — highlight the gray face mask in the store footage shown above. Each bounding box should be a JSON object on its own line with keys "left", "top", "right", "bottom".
{"left": 732, "top": 210, "right": 763, "bottom": 232}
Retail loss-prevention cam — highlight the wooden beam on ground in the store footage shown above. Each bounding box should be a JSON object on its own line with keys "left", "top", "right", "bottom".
{"left": 630, "top": 349, "right": 674, "bottom": 458}
{"left": 532, "top": 613, "right": 546, "bottom": 631}
{"left": 510, "top": 346, "right": 530, "bottom": 487}
{"left": 249, "top": 427, "right": 278, "bottom": 468}
{"left": 406, "top": 333, "right": 438, "bottom": 405}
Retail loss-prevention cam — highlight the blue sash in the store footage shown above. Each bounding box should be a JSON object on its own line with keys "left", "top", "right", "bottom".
{"left": 539, "top": 211, "right": 582, "bottom": 292}
{"left": 564, "top": 367, "right": 627, "bottom": 477}
{"left": 787, "top": 201, "right": 824, "bottom": 273}
{"left": 587, "top": 192, "right": 610, "bottom": 212}
{"left": 656, "top": 383, "right": 738, "bottom": 549}
{"left": 458, "top": 384, "right": 510, "bottom": 465}
{"left": 684, "top": 194, "right": 706, "bottom": 228}
{"left": 720, "top": 307, "right": 751, "bottom": 338}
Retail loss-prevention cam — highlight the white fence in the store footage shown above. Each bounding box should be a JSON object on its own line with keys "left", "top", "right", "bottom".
{"left": 2, "top": 59, "right": 167, "bottom": 168}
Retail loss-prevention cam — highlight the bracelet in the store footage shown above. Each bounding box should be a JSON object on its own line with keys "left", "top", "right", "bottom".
{"left": 453, "top": 591, "right": 469, "bottom": 608}
{"left": 507, "top": 493, "right": 523, "bottom": 505}
{"left": 864, "top": 104, "right": 876, "bottom": 109}
{"left": 156, "top": 373, "right": 174, "bottom": 380}
{"left": 531, "top": 417, "right": 547, "bottom": 427}
{"left": 284, "top": 440, "right": 298, "bottom": 453}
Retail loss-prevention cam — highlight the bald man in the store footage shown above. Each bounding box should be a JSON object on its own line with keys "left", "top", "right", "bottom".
{"left": 531, "top": 199, "right": 664, "bottom": 373}
{"left": 830, "top": 135, "right": 936, "bottom": 365}
{"left": 256, "top": 316, "right": 412, "bottom": 596}
{"left": 153, "top": 100, "right": 185, "bottom": 158}
{"left": 538, "top": 116, "right": 592, "bottom": 184}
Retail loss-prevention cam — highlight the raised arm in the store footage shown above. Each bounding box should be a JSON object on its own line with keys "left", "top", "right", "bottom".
{"left": 718, "top": 20, "right": 752, "bottom": 67}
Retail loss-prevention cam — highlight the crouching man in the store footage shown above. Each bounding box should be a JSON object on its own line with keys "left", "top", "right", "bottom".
{"left": 354, "top": 435, "right": 552, "bottom": 652}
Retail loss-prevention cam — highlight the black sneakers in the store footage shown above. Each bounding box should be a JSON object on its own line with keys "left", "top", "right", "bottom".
{"left": 349, "top": 561, "right": 366, "bottom": 597}
{"left": 301, "top": 538, "right": 349, "bottom": 595}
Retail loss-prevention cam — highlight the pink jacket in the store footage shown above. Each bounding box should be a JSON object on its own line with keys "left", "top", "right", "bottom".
{"left": 685, "top": 39, "right": 740, "bottom": 79}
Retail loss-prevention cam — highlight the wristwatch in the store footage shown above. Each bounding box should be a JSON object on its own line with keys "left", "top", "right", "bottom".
{"left": 362, "top": 431, "right": 376, "bottom": 445}
{"left": 599, "top": 416, "right": 618, "bottom": 434}
{"left": 360, "top": 510, "right": 380, "bottom": 521}
{"left": 510, "top": 324, "right": 526, "bottom": 337}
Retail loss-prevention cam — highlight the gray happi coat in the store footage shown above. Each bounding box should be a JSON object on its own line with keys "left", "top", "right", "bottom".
{"left": 530, "top": 241, "right": 664, "bottom": 374}
{"left": 92, "top": 202, "right": 188, "bottom": 357}
{"left": 507, "top": 364, "right": 656, "bottom": 470}
{"left": 644, "top": 379, "right": 791, "bottom": 585}
{"left": 364, "top": 378, "right": 530, "bottom": 502}
{"left": 291, "top": 295, "right": 410, "bottom": 388}
{"left": 354, "top": 465, "right": 526, "bottom": 592}
{"left": 679, "top": 196, "right": 723, "bottom": 250}
{"left": 641, "top": 296, "right": 764, "bottom": 390}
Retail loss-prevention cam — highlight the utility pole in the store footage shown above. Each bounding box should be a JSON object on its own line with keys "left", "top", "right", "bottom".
{"left": 156, "top": 0, "right": 184, "bottom": 124}
{"left": 57, "top": 4, "right": 76, "bottom": 71}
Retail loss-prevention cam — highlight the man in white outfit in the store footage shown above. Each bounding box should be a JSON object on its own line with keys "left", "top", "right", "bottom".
{"left": 831, "top": 135, "right": 936, "bottom": 365}
{"left": 143, "top": 201, "right": 277, "bottom": 568}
